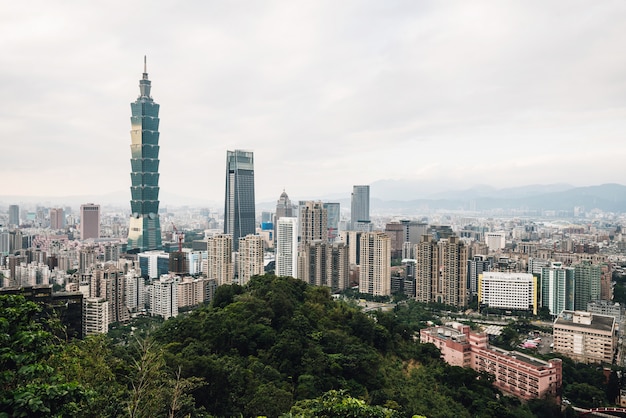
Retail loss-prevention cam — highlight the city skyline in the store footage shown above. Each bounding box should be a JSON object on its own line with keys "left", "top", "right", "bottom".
{"left": 1, "top": 2, "right": 626, "bottom": 204}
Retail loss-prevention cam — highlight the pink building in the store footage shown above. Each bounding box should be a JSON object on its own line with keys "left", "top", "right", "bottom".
{"left": 420, "top": 323, "right": 562, "bottom": 401}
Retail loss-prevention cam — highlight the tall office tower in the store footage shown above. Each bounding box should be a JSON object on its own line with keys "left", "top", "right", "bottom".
{"left": 80, "top": 203, "right": 100, "bottom": 240}
{"left": 467, "top": 254, "right": 491, "bottom": 295}
{"left": 323, "top": 202, "right": 340, "bottom": 242}
{"left": 94, "top": 264, "right": 130, "bottom": 324}
{"left": 298, "top": 201, "right": 328, "bottom": 246}
{"left": 224, "top": 150, "right": 255, "bottom": 252}
{"left": 275, "top": 190, "right": 295, "bottom": 221}
{"left": 206, "top": 234, "right": 233, "bottom": 285}
{"left": 238, "top": 234, "right": 264, "bottom": 285}
{"left": 49, "top": 208, "right": 64, "bottom": 230}
{"left": 573, "top": 261, "right": 601, "bottom": 310}
{"left": 541, "top": 263, "right": 575, "bottom": 316}
{"left": 127, "top": 57, "right": 162, "bottom": 252}
{"left": 359, "top": 232, "right": 391, "bottom": 296}
{"left": 8, "top": 205, "right": 19, "bottom": 227}
{"left": 151, "top": 275, "right": 178, "bottom": 319}
{"left": 0, "top": 231, "right": 10, "bottom": 256}
{"left": 415, "top": 235, "right": 468, "bottom": 307}
{"left": 402, "top": 221, "right": 429, "bottom": 248}
{"left": 276, "top": 217, "right": 298, "bottom": 278}
{"left": 350, "top": 185, "right": 370, "bottom": 230}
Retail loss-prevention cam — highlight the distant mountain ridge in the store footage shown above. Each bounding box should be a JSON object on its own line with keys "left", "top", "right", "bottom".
{"left": 3, "top": 183, "right": 626, "bottom": 213}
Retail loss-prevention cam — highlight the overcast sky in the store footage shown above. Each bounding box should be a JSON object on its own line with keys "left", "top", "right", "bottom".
{"left": 1, "top": 1, "right": 625, "bottom": 206}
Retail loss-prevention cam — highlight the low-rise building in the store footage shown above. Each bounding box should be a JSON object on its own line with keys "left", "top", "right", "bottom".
{"left": 421, "top": 323, "right": 562, "bottom": 401}
{"left": 553, "top": 310, "right": 616, "bottom": 364}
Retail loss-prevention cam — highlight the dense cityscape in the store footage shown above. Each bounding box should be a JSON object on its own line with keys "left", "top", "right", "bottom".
{"left": 2, "top": 59, "right": 626, "bottom": 417}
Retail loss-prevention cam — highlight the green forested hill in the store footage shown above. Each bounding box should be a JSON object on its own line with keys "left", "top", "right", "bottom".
{"left": 152, "top": 275, "right": 554, "bottom": 417}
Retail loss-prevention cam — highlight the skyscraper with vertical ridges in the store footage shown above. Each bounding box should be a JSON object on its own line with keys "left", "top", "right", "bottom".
{"left": 350, "top": 185, "right": 370, "bottom": 230}
{"left": 128, "top": 57, "right": 162, "bottom": 252}
{"left": 224, "top": 150, "right": 255, "bottom": 251}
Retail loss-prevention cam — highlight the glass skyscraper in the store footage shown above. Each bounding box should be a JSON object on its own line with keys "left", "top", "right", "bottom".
{"left": 350, "top": 185, "right": 370, "bottom": 230}
{"left": 224, "top": 150, "right": 255, "bottom": 251}
{"left": 127, "top": 57, "right": 162, "bottom": 252}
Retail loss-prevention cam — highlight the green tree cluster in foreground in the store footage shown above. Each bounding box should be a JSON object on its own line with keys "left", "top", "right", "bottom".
{"left": 1, "top": 275, "right": 571, "bottom": 417}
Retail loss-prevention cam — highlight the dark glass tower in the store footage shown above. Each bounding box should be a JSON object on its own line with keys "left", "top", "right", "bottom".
{"left": 224, "top": 150, "right": 255, "bottom": 251}
{"left": 127, "top": 57, "right": 162, "bottom": 252}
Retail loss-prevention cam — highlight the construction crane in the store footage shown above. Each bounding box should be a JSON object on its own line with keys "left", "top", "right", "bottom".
{"left": 172, "top": 223, "right": 184, "bottom": 252}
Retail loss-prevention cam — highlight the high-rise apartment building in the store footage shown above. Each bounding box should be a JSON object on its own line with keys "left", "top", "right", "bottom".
{"left": 80, "top": 204, "right": 100, "bottom": 240}
{"left": 468, "top": 254, "right": 491, "bottom": 295}
{"left": 359, "top": 232, "right": 391, "bottom": 296}
{"left": 8, "top": 205, "right": 19, "bottom": 227}
{"left": 127, "top": 57, "right": 162, "bottom": 252}
{"left": 541, "top": 263, "right": 575, "bottom": 316}
{"left": 83, "top": 298, "right": 109, "bottom": 336}
{"left": 151, "top": 275, "right": 178, "bottom": 319}
{"left": 206, "top": 234, "right": 234, "bottom": 285}
{"left": 303, "top": 241, "right": 349, "bottom": 292}
{"left": 93, "top": 264, "right": 130, "bottom": 325}
{"left": 573, "top": 261, "right": 601, "bottom": 310}
{"left": 415, "top": 235, "right": 468, "bottom": 307}
{"left": 276, "top": 217, "right": 298, "bottom": 278}
{"left": 224, "top": 150, "right": 255, "bottom": 252}
{"left": 49, "top": 208, "right": 64, "bottom": 230}
{"left": 298, "top": 201, "right": 328, "bottom": 246}
{"left": 238, "top": 234, "right": 264, "bottom": 285}
{"left": 324, "top": 202, "right": 340, "bottom": 242}
{"left": 350, "top": 185, "right": 370, "bottom": 230}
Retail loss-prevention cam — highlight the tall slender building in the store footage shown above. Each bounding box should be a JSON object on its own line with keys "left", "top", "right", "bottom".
{"left": 224, "top": 150, "right": 255, "bottom": 251}
{"left": 276, "top": 217, "right": 298, "bottom": 278}
{"left": 8, "top": 205, "right": 19, "bottom": 227}
{"left": 128, "top": 57, "right": 162, "bottom": 252}
{"left": 350, "top": 185, "right": 370, "bottom": 230}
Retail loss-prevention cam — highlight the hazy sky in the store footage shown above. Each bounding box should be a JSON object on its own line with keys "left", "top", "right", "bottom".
{"left": 1, "top": 1, "right": 625, "bottom": 205}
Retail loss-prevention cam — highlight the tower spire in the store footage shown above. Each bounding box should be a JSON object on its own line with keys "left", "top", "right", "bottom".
{"left": 139, "top": 55, "right": 152, "bottom": 99}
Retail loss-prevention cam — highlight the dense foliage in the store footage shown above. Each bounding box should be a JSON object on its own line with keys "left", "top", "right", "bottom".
{"left": 1, "top": 276, "right": 579, "bottom": 417}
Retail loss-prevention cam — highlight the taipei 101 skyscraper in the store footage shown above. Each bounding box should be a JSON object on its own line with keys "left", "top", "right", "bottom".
{"left": 127, "top": 57, "right": 162, "bottom": 252}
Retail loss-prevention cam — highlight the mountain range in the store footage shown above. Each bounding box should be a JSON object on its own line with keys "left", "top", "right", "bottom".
{"left": 2, "top": 182, "right": 626, "bottom": 214}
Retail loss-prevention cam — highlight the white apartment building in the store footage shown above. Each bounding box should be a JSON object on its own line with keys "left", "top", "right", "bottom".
{"left": 151, "top": 274, "right": 178, "bottom": 320}
{"left": 276, "top": 217, "right": 298, "bottom": 278}
{"left": 478, "top": 272, "right": 538, "bottom": 315}
{"left": 83, "top": 297, "right": 109, "bottom": 336}
{"left": 485, "top": 231, "right": 506, "bottom": 251}
{"left": 359, "top": 232, "right": 391, "bottom": 296}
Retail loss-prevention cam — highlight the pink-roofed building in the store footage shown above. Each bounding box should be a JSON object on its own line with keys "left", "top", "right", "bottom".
{"left": 420, "top": 323, "right": 562, "bottom": 402}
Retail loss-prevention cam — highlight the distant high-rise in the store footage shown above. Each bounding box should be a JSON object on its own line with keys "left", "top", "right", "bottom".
{"left": 80, "top": 204, "right": 100, "bottom": 240}
{"left": 275, "top": 190, "right": 295, "bottom": 221}
{"left": 541, "top": 263, "right": 575, "bottom": 316}
{"left": 49, "top": 208, "right": 64, "bottom": 230}
{"left": 127, "top": 57, "right": 162, "bottom": 252}
{"left": 573, "top": 261, "right": 601, "bottom": 310}
{"left": 224, "top": 150, "right": 255, "bottom": 251}
{"left": 350, "top": 185, "right": 370, "bottom": 230}
{"left": 359, "top": 232, "right": 391, "bottom": 296}
{"left": 323, "top": 202, "right": 340, "bottom": 242}
{"left": 8, "top": 205, "right": 19, "bottom": 227}
{"left": 298, "top": 201, "right": 328, "bottom": 246}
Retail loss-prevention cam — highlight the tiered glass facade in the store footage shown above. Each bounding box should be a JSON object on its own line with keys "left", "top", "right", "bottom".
{"left": 224, "top": 150, "right": 255, "bottom": 252}
{"left": 127, "top": 58, "right": 162, "bottom": 252}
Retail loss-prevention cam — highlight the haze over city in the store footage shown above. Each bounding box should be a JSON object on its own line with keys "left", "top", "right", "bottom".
{"left": 1, "top": 1, "right": 625, "bottom": 205}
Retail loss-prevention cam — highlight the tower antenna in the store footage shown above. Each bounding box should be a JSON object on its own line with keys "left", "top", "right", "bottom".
{"left": 144, "top": 55, "right": 147, "bottom": 73}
